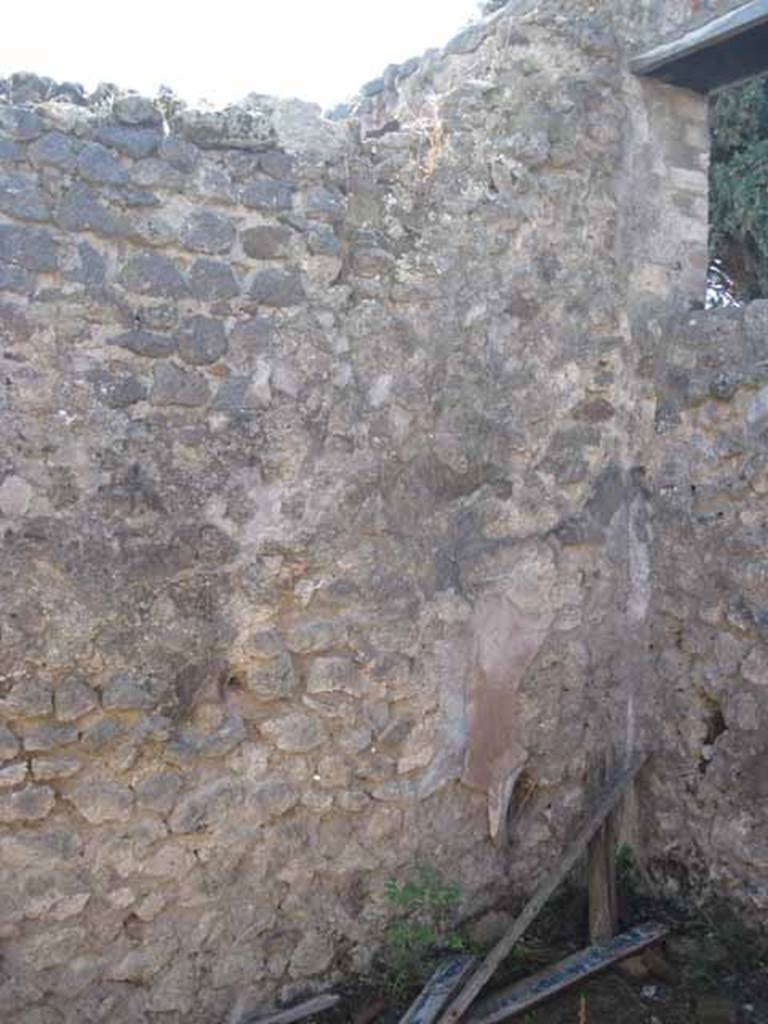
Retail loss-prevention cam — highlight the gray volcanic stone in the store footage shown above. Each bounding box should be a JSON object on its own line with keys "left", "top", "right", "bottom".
{"left": 249, "top": 267, "right": 304, "bottom": 307}
{"left": 306, "top": 225, "right": 340, "bottom": 257}
{"left": 212, "top": 373, "right": 271, "bottom": 412}
{"left": 0, "top": 679, "right": 53, "bottom": 717}
{"left": 260, "top": 712, "right": 326, "bottom": 752}
{"left": 51, "top": 81, "right": 87, "bottom": 105}
{"left": 110, "top": 329, "right": 176, "bottom": 358}
{"left": 445, "top": 23, "right": 487, "bottom": 54}
{"left": 0, "top": 261, "right": 34, "bottom": 293}
{"left": 66, "top": 241, "right": 107, "bottom": 285}
{"left": 180, "top": 210, "right": 236, "bottom": 254}
{"left": 189, "top": 258, "right": 240, "bottom": 300}
{"left": 55, "top": 677, "right": 98, "bottom": 722}
{"left": 119, "top": 253, "right": 189, "bottom": 297}
{"left": 135, "top": 771, "right": 184, "bottom": 814}
{"left": 0, "top": 301, "right": 31, "bottom": 345}
{"left": 173, "top": 105, "right": 275, "bottom": 151}
{"left": 92, "top": 368, "right": 148, "bottom": 408}
{"left": 113, "top": 94, "right": 163, "bottom": 126}
{"left": 304, "top": 187, "right": 344, "bottom": 222}
{"left": 259, "top": 150, "right": 295, "bottom": 180}
{"left": 0, "top": 105, "right": 42, "bottom": 140}
{"left": 0, "top": 224, "right": 58, "bottom": 271}
{"left": 96, "top": 125, "right": 162, "bottom": 159}
{"left": 79, "top": 717, "right": 128, "bottom": 752}
{"left": 7, "top": 72, "right": 53, "bottom": 103}
{"left": 102, "top": 673, "right": 161, "bottom": 710}
{"left": 306, "top": 656, "right": 364, "bottom": 696}
{"left": 168, "top": 777, "right": 243, "bottom": 833}
{"left": 0, "top": 724, "right": 20, "bottom": 762}
{"left": 248, "top": 780, "right": 298, "bottom": 824}
{"left": 0, "top": 137, "right": 23, "bottom": 161}
{"left": 0, "top": 763, "right": 28, "bottom": 788}
{"left": 157, "top": 136, "right": 200, "bottom": 172}
{"left": 361, "top": 77, "right": 384, "bottom": 98}
{"left": 0, "top": 785, "right": 55, "bottom": 823}
{"left": 28, "top": 131, "right": 78, "bottom": 171}
{"left": 21, "top": 722, "right": 79, "bottom": 753}
{"left": 0, "top": 170, "right": 52, "bottom": 222}
{"left": 130, "top": 158, "right": 186, "bottom": 190}
{"left": 230, "top": 315, "right": 273, "bottom": 349}
{"left": 55, "top": 186, "right": 130, "bottom": 239}
{"left": 178, "top": 315, "right": 228, "bottom": 365}
{"left": 150, "top": 363, "right": 211, "bottom": 406}
{"left": 243, "top": 631, "right": 299, "bottom": 696}
{"left": 67, "top": 778, "right": 134, "bottom": 824}
{"left": 76, "top": 142, "right": 129, "bottom": 185}
{"left": 240, "top": 179, "right": 293, "bottom": 211}
{"left": 31, "top": 756, "right": 82, "bottom": 780}
{"left": 241, "top": 225, "right": 292, "bottom": 259}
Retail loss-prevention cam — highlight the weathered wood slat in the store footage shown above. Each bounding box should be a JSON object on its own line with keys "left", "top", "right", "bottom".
{"left": 465, "top": 922, "right": 667, "bottom": 1024}
{"left": 243, "top": 994, "right": 341, "bottom": 1024}
{"left": 435, "top": 754, "right": 650, "bottom": 1024}
{"left": 399, "top": 956, "right": 479, "bottom": 1024}
{"left": 631, "top": 0, "right": 768, "bottom": 74}
{"left": 587, "top": 749, "right": 618, "bottom": 945}
{"left": 630, "top": 0, "right": 768, "bottom": 92}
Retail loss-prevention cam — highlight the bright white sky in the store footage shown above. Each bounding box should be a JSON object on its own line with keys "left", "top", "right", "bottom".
{"left": 4, "top": 0, "right": 481, "bottom": 111}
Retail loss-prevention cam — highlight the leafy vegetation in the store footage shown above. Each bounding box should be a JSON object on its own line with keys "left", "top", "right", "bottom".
{"left": 710, "top": 74, "right": 768, "bottom": 301}
{"left": 380, "top": 866, "right": 469, "bottom": 1003}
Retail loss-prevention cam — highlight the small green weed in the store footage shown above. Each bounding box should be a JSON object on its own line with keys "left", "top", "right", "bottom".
{"left": 381, "top": 865, "right": 468, "bottom": 1004}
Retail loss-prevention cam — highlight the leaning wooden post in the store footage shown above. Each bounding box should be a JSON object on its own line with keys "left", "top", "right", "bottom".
{"left": 435, "top": 754, "right": 650, "bottom": 1024}
{"left": 587, "top": 748, "right": 619, "bottom": 943}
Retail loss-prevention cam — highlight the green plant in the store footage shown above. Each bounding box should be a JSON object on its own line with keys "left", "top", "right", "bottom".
{"left": 381, "top": 865, "right": 468, "bottom": 1003}
{"left": 710, "top": 74, "right": 768, "bottom": 300}
{"left": 616, "top": 843, "right": 635, "bottom": 885}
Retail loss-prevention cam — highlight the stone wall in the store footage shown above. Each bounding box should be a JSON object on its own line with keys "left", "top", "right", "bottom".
{"left": 639, "top": 303, "right": 768, "bottom": 913}
{"left": 0, "top": 1, "right": 761, "bottom": 1021}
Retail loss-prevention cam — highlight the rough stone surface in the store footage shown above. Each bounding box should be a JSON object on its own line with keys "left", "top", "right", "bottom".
{"left": 0, "top": 3, "right": 761, "bottom": 1020}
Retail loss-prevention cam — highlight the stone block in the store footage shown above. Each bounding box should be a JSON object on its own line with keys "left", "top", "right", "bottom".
{"left": 0, "top": 171, "right": 52, "bottom": 222}
{"left": 240, "top": 179, "right": 294, "bottom": 211}
{"left": 180, "top": 209, "right": 236, "bottom": 254}
{"left": 249, "top": 267, "right": 304, "bottom": 306}
{"left": 76, "top": 142, "right": 129, "bottom": 185}
{"left": 150, "top": 362, "right": 211, "bottom": 406}
{"left": 0, "top": 784, "right": 55, "bottom": 823}
{"left": 189, "top": 258, "right": 240, "bottom": 300}
{"left": 119, "top": 252, "right": 189, "bottom": 297}
{"left": 67, "top": 778, "right": 134, "bottom": 824}
{"left": 241, "top": 225, "right": 292, "bottom": 259}
{"left": 110, "top": 328, "right": 176, "bottom": 358}
{"left": 260, "top": 712, "right": 326, "bottom": 753}
{"left": 0, "top": 223, "right": 59, "bottom": 271}
{"left": 177, "top": 315, "right": 228, "bottom": 365}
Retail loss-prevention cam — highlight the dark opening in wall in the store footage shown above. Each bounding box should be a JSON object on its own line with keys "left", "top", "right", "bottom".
{"left": 708, "top": 70, "right": 768, "bottom": 306}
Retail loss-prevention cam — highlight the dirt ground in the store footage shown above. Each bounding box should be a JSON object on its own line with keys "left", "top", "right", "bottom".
{"left": 318, "top": 883, "right": 768, "bottom": 1024}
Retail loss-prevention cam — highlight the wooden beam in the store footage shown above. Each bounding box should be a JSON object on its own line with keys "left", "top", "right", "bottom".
{"left": 399, "top": 957, "right": 479, "bottom": 1024}
{"left": 242, "top": 994, "right": 340, "bottom": 1024}
{"left": 435, "top": 754, "right": 650, "bottom": 1024}
{"left": 465, "top": 922, "right": 667, "bottom": 1024}
{"left": 587, "top": 750, "right": 618, "bottom": 944}
{"left": 631, "top": 1, "right": 768, "bottom": 93}
{"left": 632, "top": 1, "right": 768, "bottom": 73}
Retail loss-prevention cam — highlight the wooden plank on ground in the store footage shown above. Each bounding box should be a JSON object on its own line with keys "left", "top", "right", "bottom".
{"left": 465, "top": 921, "right": 667, "bottom": 1024}
{"left": 244, "top": 994, "right": 341, "bottom": 1024}
{"left": 399, "top": 956, "right": 479, "bottom": 1024}
{"left": 435, "top": 753, "right": 650, "bottom": 1024}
